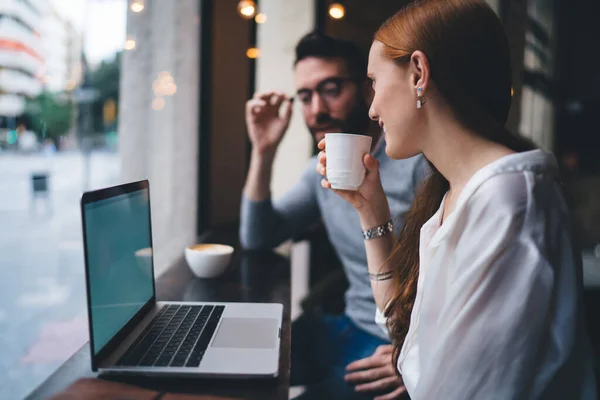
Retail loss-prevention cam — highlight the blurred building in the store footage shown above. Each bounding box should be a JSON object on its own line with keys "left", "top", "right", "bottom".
{"left": 0, "top": 0, "right": 81, "bottom": 125}
{"left": 37, "top": 2, "right": 82, "bottom": 92}
{"left": 38, "top": 5, "right": 67, "bottom": 92}
{"left": 0, "top": 0, "right": 44, "bottom": 120}
{"left": 64, "top": 20, "right": 82, "bottom": 91}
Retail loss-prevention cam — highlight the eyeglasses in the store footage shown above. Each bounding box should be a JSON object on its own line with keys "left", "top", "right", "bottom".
{"left": 296, "top": 76, "right": 356, "bottom": 106}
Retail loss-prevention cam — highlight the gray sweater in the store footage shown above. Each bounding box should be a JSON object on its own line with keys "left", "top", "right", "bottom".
{"left": 240, "top": 141, "right": 429, "bottom": 340}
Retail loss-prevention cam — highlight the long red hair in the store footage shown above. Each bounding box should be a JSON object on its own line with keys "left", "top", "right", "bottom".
{"left": 375, "top": 0, "right": 535, "bottom": 369}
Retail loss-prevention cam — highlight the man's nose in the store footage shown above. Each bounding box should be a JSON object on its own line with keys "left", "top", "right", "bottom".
{"left": 310, "top": 92, "right": 328, "bottom": 116}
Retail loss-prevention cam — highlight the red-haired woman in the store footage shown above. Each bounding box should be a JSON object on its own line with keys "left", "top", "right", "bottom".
{"left": 317, "top": 0, "right": 596, "bottom": 398}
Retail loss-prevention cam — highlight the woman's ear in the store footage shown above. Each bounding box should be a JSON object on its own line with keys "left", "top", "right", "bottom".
{"left": 409, "top": 50, "right": 431, "bottom": 93}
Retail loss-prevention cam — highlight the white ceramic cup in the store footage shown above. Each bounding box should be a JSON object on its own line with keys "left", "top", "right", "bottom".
{"left": 184, "top": 244, "right": 234, "bottom": 278}
{"left": 134, "top": 247, "right": 153, "bottom": 277}
{"left": 325, "top": 133, "right": 372, "bottom": 191}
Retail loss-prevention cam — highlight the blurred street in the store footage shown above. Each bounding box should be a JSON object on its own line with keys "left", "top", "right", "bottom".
{"left": 0, "top": 151, "right": 120, "bottom": 399}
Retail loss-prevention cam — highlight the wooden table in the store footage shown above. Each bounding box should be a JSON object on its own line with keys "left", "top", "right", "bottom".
{"left": 27, "top": 231, "right": 291, "bottom": 400}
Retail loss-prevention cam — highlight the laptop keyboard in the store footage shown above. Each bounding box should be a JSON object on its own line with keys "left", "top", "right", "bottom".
{"left": 117, "top": 304, "right": 225, "bottom": 368}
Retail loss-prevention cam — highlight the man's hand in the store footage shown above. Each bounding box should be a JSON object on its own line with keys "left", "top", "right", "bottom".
{"left": 345, "top": 345, "right": 406, "bottom": 400}
{"left": 245, "top": 91, "right": 293, "bottom": 155}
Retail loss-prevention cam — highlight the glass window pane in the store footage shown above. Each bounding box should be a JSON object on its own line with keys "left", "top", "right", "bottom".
{"left": 0, "top": 0, "right": 125, "bottom": 397}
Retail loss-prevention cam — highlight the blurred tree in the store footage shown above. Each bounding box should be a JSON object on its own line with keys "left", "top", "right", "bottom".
{"left": 23, "top": 51, "right": 121, "bottom": 145}
{"left": 25, "top": 92, "right": 74, "bottom": 143}
{"left": 90, "top": 51, "right": 121, "bottom": 132}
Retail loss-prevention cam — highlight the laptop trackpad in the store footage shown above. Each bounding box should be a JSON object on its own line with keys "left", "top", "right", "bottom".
{"left": 211, "top": 318, "right": 279, "bottom": 349}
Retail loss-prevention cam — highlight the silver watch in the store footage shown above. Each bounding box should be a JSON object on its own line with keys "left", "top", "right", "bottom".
{"left": 362, "top": 219, "right": 394, "bottom": 240}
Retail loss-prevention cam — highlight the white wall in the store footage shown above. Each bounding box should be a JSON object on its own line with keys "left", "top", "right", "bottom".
{"left": 255, "top": 0, "right": 315, "bottom": 199}
{"left": 119, "top": 0, "right": 200, "bottom": 275}
{"left": 254, "top": 0, "right": 316, "bottom": 325}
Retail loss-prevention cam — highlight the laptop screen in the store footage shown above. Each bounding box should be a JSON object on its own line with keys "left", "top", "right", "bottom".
{"left": 83, "top": 188, "right": 154, "bottom": 355}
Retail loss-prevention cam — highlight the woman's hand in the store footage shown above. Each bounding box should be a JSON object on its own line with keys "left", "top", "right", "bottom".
{"left": 316, "top": 138, "right": 391, "bottom": 228}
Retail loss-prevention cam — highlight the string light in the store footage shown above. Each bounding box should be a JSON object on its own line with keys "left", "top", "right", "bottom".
{"left": 130, "top": 0, "right": 144, "bottom": 13}
{"left": 255, "top": 13, "right": 267, "bottom": 24}
{"left": 329, "top": 3, "right": 345, "bottom": 19}
{"left": 124, "top": 36, "right": 136, "bottom": 50}
{"left": 246, "top": 47, "right": 260, "bottom": 59}
{"left": 153, "top": 72, "right": 177, "bottom": 97}
{"left": 237, "top": 1, "right": 257, "bottom": 20}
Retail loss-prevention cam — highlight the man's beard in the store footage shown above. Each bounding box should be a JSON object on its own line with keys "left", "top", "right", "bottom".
{"left": 308, "top": 96, "right": 371, "bottom": 144}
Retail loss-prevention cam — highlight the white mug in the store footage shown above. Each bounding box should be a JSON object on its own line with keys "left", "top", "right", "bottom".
{"left": 325, "top": 133, "right": 372, "bottom": 191}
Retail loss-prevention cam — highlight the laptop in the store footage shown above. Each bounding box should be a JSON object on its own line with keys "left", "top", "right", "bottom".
{"left": 80, "top": 180, "right": 283, "bottom": 378}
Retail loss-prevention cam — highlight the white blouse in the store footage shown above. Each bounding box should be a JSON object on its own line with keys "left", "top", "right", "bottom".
{"left": 376, "top": 150, "right": 597, "bottom": 399}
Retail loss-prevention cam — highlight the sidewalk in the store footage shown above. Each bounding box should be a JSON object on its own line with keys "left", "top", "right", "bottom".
{"left": 0, "top": 151, "right": 120, "bottom": 400}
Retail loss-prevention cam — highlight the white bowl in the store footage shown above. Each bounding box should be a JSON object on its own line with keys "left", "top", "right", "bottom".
{"left": 184, "top": 244, "right": 234, "bottom": 278}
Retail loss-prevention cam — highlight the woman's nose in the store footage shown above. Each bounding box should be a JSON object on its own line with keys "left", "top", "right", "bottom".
{"left": 368, "top": 104, "right": 378, "bottom": 121}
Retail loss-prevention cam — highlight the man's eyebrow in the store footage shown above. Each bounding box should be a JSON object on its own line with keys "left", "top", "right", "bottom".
{"left": 318, "top": 76, "right": 344, "bottom": 84}
{"left": 296, "top": 76, "right": 343, "bottom": 94}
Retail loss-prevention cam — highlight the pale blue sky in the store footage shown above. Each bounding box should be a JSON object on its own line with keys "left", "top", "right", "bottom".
{"left": 50, "top": 0, "right": 127, "bottom": 66}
